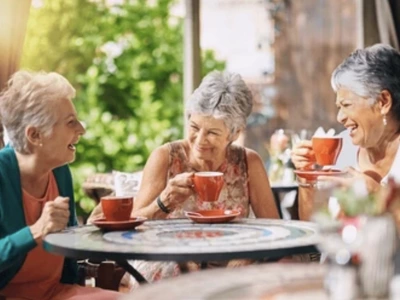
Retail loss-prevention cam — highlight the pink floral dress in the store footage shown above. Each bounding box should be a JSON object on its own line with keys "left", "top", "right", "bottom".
{"left": 168, "top": 141, "right": 250, "bottom": 218}
{"left": 128, "top": 141, "right": 250, "bottom": 289}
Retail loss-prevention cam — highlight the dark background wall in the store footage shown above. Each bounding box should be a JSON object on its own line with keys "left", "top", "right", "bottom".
{"left": 245, "top": 0, "right": 357, "bottom": 161}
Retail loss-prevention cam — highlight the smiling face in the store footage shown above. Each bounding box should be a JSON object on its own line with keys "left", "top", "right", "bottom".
{"left": 336, "top": 88, "right": 384, "bottom": 148}
{"left": 39, "top": 98, "right": 85, "bottom": 168}
{"left": 188, "top": 114, "right": 234, "bottom": 162}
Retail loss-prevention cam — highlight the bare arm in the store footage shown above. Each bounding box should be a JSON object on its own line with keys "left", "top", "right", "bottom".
{"left": 132, "top": 145, "right": 170, "bottom": 219}
{"left": 246, "top": 148, "right": 280, "bottom": 219}
{"left": 298, "top": 186, "right": 315, "bottom": 221}
{"left": 132, "top": 144, "right": 194, "bottom": 219}
{"left": 291, "top": 140, "right": 317, "bottom": 220}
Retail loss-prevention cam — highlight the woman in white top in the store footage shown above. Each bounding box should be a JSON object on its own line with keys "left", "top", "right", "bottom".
{"left": 292, "top": 43, "right": 400, "bottom": 220}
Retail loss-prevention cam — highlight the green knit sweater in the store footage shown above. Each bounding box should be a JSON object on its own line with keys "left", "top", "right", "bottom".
{"left": 0, "top": 147, "right": 78, "bottom": 289}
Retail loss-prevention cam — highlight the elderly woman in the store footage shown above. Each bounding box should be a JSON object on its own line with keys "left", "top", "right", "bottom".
{"left": 110, "top": 70, "right": 279, "bottom": 287}
{"left": 292, "top": 43, "right": 400, "bottom": 220}
{"left": 133, "top": 70, "right": 278, "bottom": 220}
{"left": 0, "top": 71, "right": 121, "bottom": 299}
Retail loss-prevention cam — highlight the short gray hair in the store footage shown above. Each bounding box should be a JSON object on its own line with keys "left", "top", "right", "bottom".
{"left": 331, "top": 44, "right": 400, "bottom": 121}
{"left": 185, "top": 71, "right": 253, "bottom": 136}
{"left": 0, "top": 70, "right": 76, "bottom": 154}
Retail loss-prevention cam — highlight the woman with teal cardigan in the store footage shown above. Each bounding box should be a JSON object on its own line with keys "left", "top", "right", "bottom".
{"left": 0, "top": 71, "right": 120, "bottom": 299}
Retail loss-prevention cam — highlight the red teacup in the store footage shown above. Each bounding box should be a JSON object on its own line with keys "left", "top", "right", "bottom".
{"left": 101, "top": 196, "right": 133, "bottom": 222}
{"left": 312, "top": 137, "right": 343, "bottom": 166}
{"left": 193, "top": 172, "right": 224, "bottom": 202}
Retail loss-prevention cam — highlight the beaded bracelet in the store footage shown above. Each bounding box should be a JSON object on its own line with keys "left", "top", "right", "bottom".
{"left": 156, "top": 196, "right": 171, "bottom": 214}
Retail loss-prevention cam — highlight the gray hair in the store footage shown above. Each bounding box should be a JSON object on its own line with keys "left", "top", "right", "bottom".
{"left": 0, "top": 70, "right": 76, "bottom": 154}
{"left": 185, "top": 70, "right": 253, "bottom": 136}
{"left": 331, "top": 44, "right": 400, "bottom": 121}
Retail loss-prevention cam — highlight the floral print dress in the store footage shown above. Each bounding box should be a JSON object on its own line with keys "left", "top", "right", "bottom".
{"left": 128, "top": 140, "right": 250, "bottom": 289}
{"left": 168, "top": 141, "right": 250, "bottom": 218}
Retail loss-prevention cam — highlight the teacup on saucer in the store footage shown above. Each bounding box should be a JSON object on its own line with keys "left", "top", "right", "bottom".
{"left": 294, "top": 169, "right": 347, "bottom": 182}
{"left": 101, "top": 196, "right": 133, "bottom": 222}
{"left": 185, "top": 209, "right": 241, "bottom": 224}
{"left": 92, "top": 217, "right": 147, "bottom": 231}
{"left": 193, "top": 172, "right": 224, "bottom": 202}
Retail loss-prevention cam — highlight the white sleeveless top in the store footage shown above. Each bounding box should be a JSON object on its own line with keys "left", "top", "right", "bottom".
{"left": 335, "top": 130, "right": 400, "bottom": 184}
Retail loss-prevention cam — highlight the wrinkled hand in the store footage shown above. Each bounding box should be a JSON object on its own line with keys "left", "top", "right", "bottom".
{"left": 318, "top": 167, "right": 381, "bottom": 193}
{"left": 159, "top": 172, "right": 194, "bottom": 210}
{"left": 30, "top": 196, "right": 70, "bottom": 239}
{"left": 291, "top": 140, "right": 316, "bottom": 170}
{"left": 86, "top": 203, "right": 104, "bottom": 224}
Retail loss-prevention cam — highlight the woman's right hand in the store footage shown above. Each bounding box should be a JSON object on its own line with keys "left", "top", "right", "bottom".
{"left": 30, "top": 196, "right": 70, "bottom": 239}
{"left": 158, "top": 172, "right": 194, "bottom": 210}
{"left": 291, "top": 140, "right": 316, "bottom": 170}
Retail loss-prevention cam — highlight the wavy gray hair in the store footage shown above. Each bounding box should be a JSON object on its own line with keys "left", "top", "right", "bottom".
{"left": 185, "top": 71, "right": 253, "bottom": 137}
{"left": 0, "top": 71, "right": 76, "bottom": 154}
{"left": 331, "top": 44, "right": 400, "bottom": 121}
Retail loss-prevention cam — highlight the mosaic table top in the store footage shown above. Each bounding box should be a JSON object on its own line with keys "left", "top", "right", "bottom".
{"left": 43, "top": 218, "right": 318, "bottom": 262}
{"left": 120, "top": 263, "right": 327, "bottom": 300}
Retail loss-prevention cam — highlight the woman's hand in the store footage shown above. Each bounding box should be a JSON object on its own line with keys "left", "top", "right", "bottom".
{"left": 158, "top": 172, "right": 194, "bottom": 211}
{"left": 30, "top": 196, "right": 70, "bottom": 239}
{"left": 291, "top": 140, "right": 316, "bottom": 170}
{"left": 318, "top": 167, "right": 381, "bottom": 193}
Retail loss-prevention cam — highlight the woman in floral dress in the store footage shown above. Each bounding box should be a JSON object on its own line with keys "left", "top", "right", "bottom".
{"left": 128, "top": 71, "right": 280, "bottom": 287}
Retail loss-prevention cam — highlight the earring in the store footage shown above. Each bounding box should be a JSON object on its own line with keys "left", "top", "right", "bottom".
{"left": 383, "top": 114, "right": 387, "bottom": 126}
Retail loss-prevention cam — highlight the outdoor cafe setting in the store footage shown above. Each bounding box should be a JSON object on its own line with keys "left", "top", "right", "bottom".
{"left": 2, "top": 0, "right": 400, "bottom": 299}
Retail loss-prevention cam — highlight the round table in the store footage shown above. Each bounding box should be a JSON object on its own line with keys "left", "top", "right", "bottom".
{"left": 120, "top": 263, "right": 328, "bottom": 300}
{"left": 44, "top": 218, "right": 318, "bottom": 284}
{"left": 44, "top": 218, "right": 317, "bottom": 262}
{"left": 271, "top": 183, "right": 299, "bottom": 219}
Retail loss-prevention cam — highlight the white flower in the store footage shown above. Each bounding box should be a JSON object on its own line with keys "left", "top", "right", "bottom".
{"left": 100, "top": 41, "right": 124, "bottom": 59}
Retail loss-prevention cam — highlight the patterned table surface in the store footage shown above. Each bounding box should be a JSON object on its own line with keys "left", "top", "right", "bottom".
{"left": 120, "top": 263, "right": 327, "bottom": 300}
{"left": 43, "top": 218, "right": 318, "bottom": 262}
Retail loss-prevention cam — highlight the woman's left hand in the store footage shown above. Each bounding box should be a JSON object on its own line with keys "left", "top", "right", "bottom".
{"left": 318, "top": 167, "right": 381, "bottom": 193}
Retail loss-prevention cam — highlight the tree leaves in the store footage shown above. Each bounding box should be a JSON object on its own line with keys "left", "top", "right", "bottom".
{"left": 22, "top": 0, "right": 225, "bottom": 218}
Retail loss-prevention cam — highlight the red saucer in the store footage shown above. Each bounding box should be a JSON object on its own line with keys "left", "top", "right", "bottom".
{"left": 92, "top": 217, "right": 147, "bottom": 231}
{"left": 185, "top": 209, "right": 241, "bottom": 224}
{"left": 294, "top": 169, "right": 347, "bottom": 181}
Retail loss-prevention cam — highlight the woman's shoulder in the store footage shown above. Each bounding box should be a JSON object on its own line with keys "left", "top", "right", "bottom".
{"left": 147, "top": 140, "right": 187, "bottom": 164}
{"left": 166, "top": 139, "right": 186, "bottom": 150}
{"left": 244, "top": 147, "right": 263, "bottom": 164}
{"left": 227, "top": 144, "right": 259, "bottom": 158}
{"left": 166, "top": 140, "right": 189, "bottom": 157}
{"left": 0, "top": 147, "right": 19, "bottom": 177}
{"left": 0, "top": 147, "right": 16, "bottom": 164}
{"left": 225, "top": 144, "right": 263, "bottom": 169}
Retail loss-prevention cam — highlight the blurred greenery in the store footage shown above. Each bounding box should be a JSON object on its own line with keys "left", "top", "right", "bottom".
{"left": 22, "top": 0, "right": 225, "bottom": 218}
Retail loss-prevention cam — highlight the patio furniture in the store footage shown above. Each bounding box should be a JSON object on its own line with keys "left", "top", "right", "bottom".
{"left": 77, "top": 259, "right": 125, "bottom": 291}
{"left": 271, "top": 183, "right": 299, "bottom": 220}
{"left": 120, "top": 263, "right": 327, "bottom": 299}
{"left": 82, "top": 173, "right": 114, "bottom": 204}
{"left": 43, "top": 218, "right": 318, "bottom": 284}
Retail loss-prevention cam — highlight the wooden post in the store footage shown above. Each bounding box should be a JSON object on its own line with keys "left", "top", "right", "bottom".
{"left": 0, "top": 0, "right": 32, "bottom": 148}
{"left": 184, "top": 0, "right": 201, "bottom": 135}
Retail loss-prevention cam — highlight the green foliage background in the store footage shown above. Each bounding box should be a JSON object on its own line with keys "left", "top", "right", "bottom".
{"left": 22, "top": 0, "right": 225, "bottom": 218}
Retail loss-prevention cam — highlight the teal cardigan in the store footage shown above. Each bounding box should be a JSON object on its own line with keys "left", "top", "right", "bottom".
{"left": 0, "top": 147, "right": 78, "bottom": 289}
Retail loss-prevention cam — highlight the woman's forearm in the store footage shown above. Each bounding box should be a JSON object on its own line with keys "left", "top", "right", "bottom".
{"left": 132, "top": 199, "right": 169, "bottom": 219}
{"left": 0, "top": 227, "right": 37, "bottom": 272}
{"left": 298, "top": 186, "right": 316, "bottom": 221}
